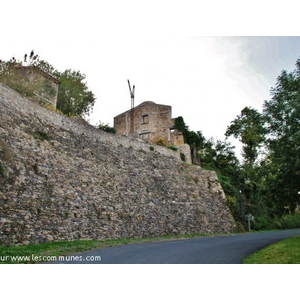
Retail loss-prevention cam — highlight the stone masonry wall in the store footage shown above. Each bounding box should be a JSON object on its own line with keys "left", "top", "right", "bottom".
{"left": 0, "top": 83, "right": 236, "bottom": 246}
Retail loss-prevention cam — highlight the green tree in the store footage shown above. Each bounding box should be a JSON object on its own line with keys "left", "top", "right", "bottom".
{"left": 263, "top": 59, "right": 300, "bottom": 214}
{"left": 174, "top": 117, "right": 201, "bottom": 164}
{"left": 225, "top": 107, "right": 266, "bottom": 166}
{"left": 213, "top": 140, "right": 240, "bottom": 198}
{"left": 55, "top": 69, "right": 96, "bottom": 117}
{"left": 199, "top": 137, "right": 242, "bottom": 219}
{"left": 185, "top": 130, "right": 205, "bottom": 165}
{"left": 174, "top": 116, "right": 189, "bottom": 142}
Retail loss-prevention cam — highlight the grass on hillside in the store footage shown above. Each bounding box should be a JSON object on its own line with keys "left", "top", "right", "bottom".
{"left": 0, "top": 233, "right": 214, "bottom": 264}
{"left": 243, "top": 235, "right": 300, "bottom": 264}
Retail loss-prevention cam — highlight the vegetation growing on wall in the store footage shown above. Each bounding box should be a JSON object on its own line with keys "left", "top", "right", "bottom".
{"left": 95, "top": 122, "right": 116, "bottom": 134}
{"left": 0, "top": 54, "right": 47, "bottom": 99}
{"left": 0, "top": 50, "right": 96, "bottom": 118}
{"left": 174, "top": 116, "right": 188, "bottom": 142}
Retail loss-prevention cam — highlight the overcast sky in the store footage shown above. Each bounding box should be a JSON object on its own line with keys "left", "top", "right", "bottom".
{"left": 2, "top": 1, "right": 300, "bottom": 158}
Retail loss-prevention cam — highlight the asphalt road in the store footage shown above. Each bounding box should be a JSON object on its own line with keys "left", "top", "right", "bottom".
{"left": 58, "top": 229, "right": 300, "bottom": 264}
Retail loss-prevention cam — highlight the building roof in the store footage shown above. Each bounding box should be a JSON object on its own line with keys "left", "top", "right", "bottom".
{"left": 114, "top": 101, "right": 171, "bottom": 118}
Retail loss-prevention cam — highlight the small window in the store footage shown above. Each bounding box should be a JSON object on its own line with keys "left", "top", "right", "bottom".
{"left": 141, "top": 114, "right": 149, "bottom": 124}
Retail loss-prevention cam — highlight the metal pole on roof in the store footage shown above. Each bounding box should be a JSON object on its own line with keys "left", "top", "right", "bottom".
{"left": 127, "top": 79, "right": 135, "bottom": 133}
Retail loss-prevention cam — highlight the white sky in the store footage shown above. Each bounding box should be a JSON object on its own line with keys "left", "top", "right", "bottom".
{"left": 2, "top": 1, "right": 300, "bottom": 158}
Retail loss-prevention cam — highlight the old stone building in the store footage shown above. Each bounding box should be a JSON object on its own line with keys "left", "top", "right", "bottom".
{"left": 13, "top": 65, "right": 60, "bottom": 108}
{"left": 114, "top": 101, "right": 192, "bottom": 163}
{"left": 114, "top": 101, "right": 185, "bottom": 146}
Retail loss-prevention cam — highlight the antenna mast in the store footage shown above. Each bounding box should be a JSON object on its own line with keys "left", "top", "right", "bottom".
{"left": 127, "top": 79, "right": 135, "bottom": 133}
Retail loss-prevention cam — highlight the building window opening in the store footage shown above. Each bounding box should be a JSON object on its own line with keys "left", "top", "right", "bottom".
{"left": 141, "top": 114, "right": 149, "bottom": 124}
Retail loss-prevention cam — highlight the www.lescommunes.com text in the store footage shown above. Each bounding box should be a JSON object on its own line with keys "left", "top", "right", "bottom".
{"left": 1, "top": 254, "right": 101, "bottom": 263}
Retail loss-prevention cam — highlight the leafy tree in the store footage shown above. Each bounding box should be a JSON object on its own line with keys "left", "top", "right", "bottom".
{"left": 211, "top": 140, "right": 240, "bottom": 194}
{"left": 185, "top": 130, "right": 205, "bottom": 165}
{"left": 174, "top": 116, "right": 189, "bottom": 142}
{"left": 55, "top": 69, "right": 96, "bottom": 117}
{"left": 263, "top": 59, "right": 300, "bottom": 214}
{"left": 196, "top": 137, "right": 243, "bottom": 220}
{"left": 174, "top": 117, "right": 202, "bottom": 164}
{"left": 225, "top": 107, "right": 266, "bottom": 166}
{"left": 224, "top": 107, "right": 268, "bottom": 219}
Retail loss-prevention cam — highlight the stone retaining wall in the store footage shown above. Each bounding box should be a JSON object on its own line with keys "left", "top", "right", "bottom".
{"left": 0, "top": 83, "right": 236, "bottom": 246}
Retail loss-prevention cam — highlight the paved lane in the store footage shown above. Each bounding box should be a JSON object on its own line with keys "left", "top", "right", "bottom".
{"left": 58, "top": 229, "right": 300, "bottom": 264}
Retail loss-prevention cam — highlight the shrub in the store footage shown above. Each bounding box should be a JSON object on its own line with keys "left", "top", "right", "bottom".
{"left": 251, "top": 213, "right": 300, "bottom": 231}
{"left": 167, "top": 145, "right": 178, "bottom": 151}
{"left": 153, "top": 138, "right": 167, "bottom": 146}
{"left": 97, "top": 123, "right": 116, "bottom": 134}
{"left": 280, "top": 213, "right": 300, "bottom": 229}
{"left": 252, "top": 215, "right": 276, "bottom": 231}
{"left": 34, "top": 130, "right": 51, "bottom": 141}
{"left": 180, "top": 152, "right": 186, "bottom": 161}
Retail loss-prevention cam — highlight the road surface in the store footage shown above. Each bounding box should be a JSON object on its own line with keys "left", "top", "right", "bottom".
{"left": 57, "top": 229, "right": 300, "bottom": 264}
